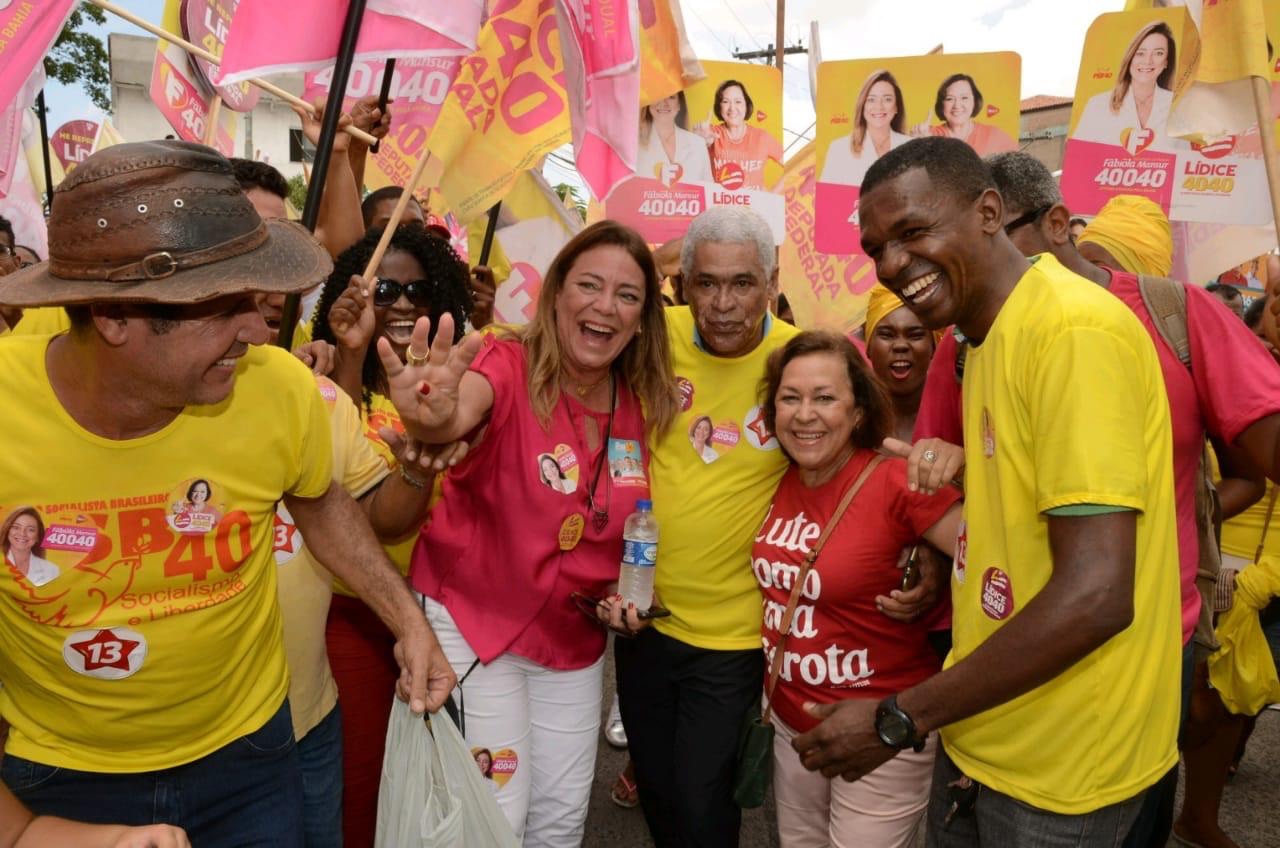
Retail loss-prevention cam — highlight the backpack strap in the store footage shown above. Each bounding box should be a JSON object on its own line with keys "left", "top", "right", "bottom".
{"left": 1137, "top": 274, "right": 1191, "bottom": 369}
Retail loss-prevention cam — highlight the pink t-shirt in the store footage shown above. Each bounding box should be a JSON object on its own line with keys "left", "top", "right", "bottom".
{"left": 411, "top": 337, "right": 652, "bottom": 669}
{"left": 753, "top": 450, "right": 959, "bottom": 733}
{"left": 1107, "top": 270, "right": 1280, "bottom": 643}
{"left": 915, "top": 269, "right": 1280, "bottom": 644}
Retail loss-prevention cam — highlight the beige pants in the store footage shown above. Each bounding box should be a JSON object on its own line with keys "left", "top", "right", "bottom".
{"left": 773, "top": 713, "right": 936, "bottom": 848}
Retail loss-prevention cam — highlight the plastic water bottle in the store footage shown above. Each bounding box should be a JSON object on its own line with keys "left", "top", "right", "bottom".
{"left": 618, "top": 500, "right": 658, "bottom": 611}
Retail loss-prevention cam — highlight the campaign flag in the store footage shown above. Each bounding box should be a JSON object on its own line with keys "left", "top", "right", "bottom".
{"left": 777, "top": 141, "right": 875, "bottom": 334}
{"left": 556, "top": 0, "right": 641, "bottom": 200}
{"left": 217, "top": 1, "right": 477, "bottom": 85}
{"left": 304, "top": 56, "right": 461, "bottom": 191}
{"left": 91, "top": 118, "right": 128, "bottom": 153}
{"left": 427, "top": 0, "right": 572, "bottom": 222}
{"left": 638, "top": 0, "right": 702, "bottom": 105}
{"left": 492, "top": 170, "right": 584, "bottom": 323}
{"left": 0, "top": 0, "right": 76, "bottom": 115}
{"left": 0, "top": 66, "right": 45, "bottom": 199}
{"left": 152, "top": 0, "right": 237, "bottom": 157}
{"left": 50, "top": 120, "right": 98, "bottom": 175}
{"left": 367, "top": 0, "right": 484, "bottom": 47}
{"left": 7, "top": 112, "right": 52, "bottom": 258}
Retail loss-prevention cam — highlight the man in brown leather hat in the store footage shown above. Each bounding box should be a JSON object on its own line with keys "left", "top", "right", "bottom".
{"left": 0, "top": 140, "right": 456, "bottom": 845}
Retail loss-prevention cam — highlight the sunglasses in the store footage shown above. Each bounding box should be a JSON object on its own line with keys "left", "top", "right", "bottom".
{"left": 1003, "top": 204, "right": 1052, "bottom": 236}
{"left": 374, "top": 277, "right": 433, "bottom": 308}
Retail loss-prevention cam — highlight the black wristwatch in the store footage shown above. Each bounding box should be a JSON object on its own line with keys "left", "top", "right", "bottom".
{"left": 875, "top": 694, "right": 927, "bottom": 752}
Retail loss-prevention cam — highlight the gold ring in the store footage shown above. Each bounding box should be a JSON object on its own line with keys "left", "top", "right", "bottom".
{"left": 405, "top": 348, "right": 429, "bottom": 367}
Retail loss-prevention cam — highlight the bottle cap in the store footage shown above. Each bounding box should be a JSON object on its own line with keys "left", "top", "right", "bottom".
{"left": 637, "top": 499, "right": 653, "bottom": 511}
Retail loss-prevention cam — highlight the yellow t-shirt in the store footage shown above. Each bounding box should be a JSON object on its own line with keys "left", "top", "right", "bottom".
{"left": 944, "top": 255, "right": 1181, "bottom": 813}
{"left": 1221, "top": 482, "right": 1280, "bottom": 562}
{"left": 333, "top": 392, "right": 424, "bottom": 596}
{"left": 0, "top": 337, "right": 332, "bottom": 772}
{"left": 275, "top": 375, "right": 390, "bottom": 739}
{"left": 0, "top": 307, "right": 71, "bottom": 338}
{"left": 651, "top": 307, "right": 799, "bottom": 650}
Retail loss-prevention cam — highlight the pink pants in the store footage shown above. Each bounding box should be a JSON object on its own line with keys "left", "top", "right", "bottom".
{"left": 773, "top": 714, "right": 936, "bottom": 848}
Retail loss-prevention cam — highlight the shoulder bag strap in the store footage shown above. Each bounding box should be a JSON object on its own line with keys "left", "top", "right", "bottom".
{"left": 761, "top": 455, "right": 885, "bottom": 725}
{"left": 1255, "top": 485, "right": 1279, "bottom": 565}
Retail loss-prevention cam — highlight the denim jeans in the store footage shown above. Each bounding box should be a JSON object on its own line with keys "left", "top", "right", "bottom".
{"left": 298, "top": 704, "right": 343, "bottom": 848}
{"left": 926, "top": 746, "right": 1146, "bottom": 848}
{"left": 2, "top": 697, "right": 304, "bottom": 847}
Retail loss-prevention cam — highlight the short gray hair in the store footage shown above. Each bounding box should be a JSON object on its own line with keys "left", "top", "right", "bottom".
{"left": 985, "top": 151, "right": 1062, "bottom": 217}
{"left": 680, "top": 207, "right": 776, "bottom": 280}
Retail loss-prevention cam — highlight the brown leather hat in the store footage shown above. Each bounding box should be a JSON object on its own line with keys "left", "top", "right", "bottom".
{"left": 0, "top": 140, "right": 333, "bottom": 306}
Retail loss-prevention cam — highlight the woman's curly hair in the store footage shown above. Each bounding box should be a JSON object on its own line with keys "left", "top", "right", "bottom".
{"left": 311, "top": 225, "right": 473, "bottom": 411}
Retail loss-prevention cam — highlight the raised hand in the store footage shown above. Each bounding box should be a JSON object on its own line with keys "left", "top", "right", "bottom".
{"left": 327, "top": 274, "right": 377, "bottom": 353}
{"left": 375, "top": 313, "right": 485, "bottom": 442}
{"left": 290, "top": 95, "right": 352, "bottom": 153}
{"left": 292, "top": 340, "right": 337, "bottom": 375}
{"left": 349, "top": 94, "right": 391, "bottom": 143}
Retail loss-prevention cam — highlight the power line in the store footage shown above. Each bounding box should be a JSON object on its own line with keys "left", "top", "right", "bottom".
{"left": 684, "top": 3, "right": 736, "bottom": 57}
{"left": 718, "top": 0, "right": 765, "bottom": 51}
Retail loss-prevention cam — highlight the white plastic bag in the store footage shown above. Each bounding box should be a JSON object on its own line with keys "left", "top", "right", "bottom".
{"left": 374, "top": 699, "right": 520, "bottom": 848}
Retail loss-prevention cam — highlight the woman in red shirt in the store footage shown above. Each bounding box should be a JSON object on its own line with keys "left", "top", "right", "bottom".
{"left": 378, "top": 221, "right": 677, "bottom": 846}
{"left": 755, "top": 331, "right": 961, "bottom": 847}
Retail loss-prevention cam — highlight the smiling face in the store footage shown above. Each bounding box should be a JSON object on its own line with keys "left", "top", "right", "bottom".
{"left": 553, "top": 244, "right": 646, "bottom": 384}
{"left": 866, "top": 307, "right": 934, "bottom": 397}
{"left": 860, "top": 167, "right": 988, "bottom": 332}
{"left": 943, "top": 79, "right": 976, "bottom": 127}
{"left": 686, "top": 240, "right": 775, "bottom": 358}
{"left": 774, "top": 352, "right": 859, "bottom": 473}
{"left": 540, "top": 456, "right": 560, "bottom": 482}
{"left": 6, "top": 514, "right": 38, "bottom": 556}
{"left": 374, "top": 249, "right": 431, "bottom": 362}
{"left": 863, "top": 80, "right": 898, "bottom": 131}
{"left": 189, "top": 482, "right": 210, "bottom": 507}
{"left": 719, "top": 85, "right": 748, "bottom": 128}
{"left": 649, "top": 95, "right": 680, "bottom": 126}
{"left": 692, "top": 418, "right": 712, "bottom": 446}
{"left": 1130, "top": 31, "right": 1170, "bottom": 87}
{"left": 121, "top": 294, "right": 271, "bottom": 408}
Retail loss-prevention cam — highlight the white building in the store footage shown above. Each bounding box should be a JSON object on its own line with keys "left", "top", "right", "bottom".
{"left": 108, "top": 33, "right": 308, "bottom": 179}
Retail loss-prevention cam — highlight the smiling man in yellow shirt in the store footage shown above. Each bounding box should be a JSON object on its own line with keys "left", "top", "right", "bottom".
{"left": 792, "top": 137, "right": 1181, "bottom": 845}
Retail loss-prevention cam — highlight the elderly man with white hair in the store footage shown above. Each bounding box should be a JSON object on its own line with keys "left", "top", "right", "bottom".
{"left": 615, "top": 206, "right": 797, "bottom": 847}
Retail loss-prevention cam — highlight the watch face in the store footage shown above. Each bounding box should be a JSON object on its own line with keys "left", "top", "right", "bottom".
{"left": 877, "top": 711, "right": 911, "bottom": 747}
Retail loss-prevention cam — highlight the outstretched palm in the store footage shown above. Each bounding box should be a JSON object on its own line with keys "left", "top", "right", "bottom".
{"left": 377, "top": 313, "right": 484, "bottom": 444}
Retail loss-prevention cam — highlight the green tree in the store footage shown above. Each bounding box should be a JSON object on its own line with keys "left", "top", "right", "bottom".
{"left": 553, "top": 182, "right": 587, "bottom": 222}
{"left": 286, "top": 175, "right": 308, "bottom": 214}
{"left": 45, "top": 3, "right": 111, "bottom": 112}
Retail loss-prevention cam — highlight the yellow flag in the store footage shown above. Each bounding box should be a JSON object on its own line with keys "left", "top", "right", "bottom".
{"left": 776, "top": 142, "right": 876, "bottom": 334}
{"left": 427, "top": 0, "right": 571, "bottom": 222}
{"left": 638, "top": 0, "right": 704, "bottom": 105}
{"left": 91, "top": 118, "right": 127, "bottom": 153}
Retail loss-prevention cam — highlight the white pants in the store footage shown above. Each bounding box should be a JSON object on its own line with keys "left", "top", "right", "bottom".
{"left": 773, "top": 714, "right": 935, "bottom": 848}
{"left": 421, "top": 596, "right": 603, "bottom": 847}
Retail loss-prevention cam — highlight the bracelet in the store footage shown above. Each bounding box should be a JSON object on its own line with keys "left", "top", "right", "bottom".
{"left": 398, "top": 464, "right": 428, "bottom": 490}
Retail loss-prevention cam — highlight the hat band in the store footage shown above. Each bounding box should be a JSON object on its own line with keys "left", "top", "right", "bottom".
{"left": 50, "top": 222, "right": 270, "bottom": 282}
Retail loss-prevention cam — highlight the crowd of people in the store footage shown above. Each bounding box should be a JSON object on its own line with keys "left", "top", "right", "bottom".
{"left": 0, "top": 91, "right": 1278, "bottom": 848}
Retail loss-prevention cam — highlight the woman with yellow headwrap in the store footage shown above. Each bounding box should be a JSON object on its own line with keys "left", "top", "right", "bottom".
{"left": 864, "top": 283, "right": 939, "bottom": 442}
{"left": 1075, "top": 194, "right": 1174, "bottom": 278}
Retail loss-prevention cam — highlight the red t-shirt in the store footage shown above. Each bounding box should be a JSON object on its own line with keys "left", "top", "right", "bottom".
{"left": 753, "top": 449, "right": 960, "bottom": 733}
{"left": 411, "top": 337, "right": 652, "bottom": 669}
{"left": 915, "top": 269, "right": 1280, "bottom": 644}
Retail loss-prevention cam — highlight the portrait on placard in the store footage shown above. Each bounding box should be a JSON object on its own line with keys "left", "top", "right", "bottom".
{"left": 607, "top": 60, "right": 784, "bottom": 245}
{"left": 1062, "top": 7, "right": 1280, "bottom": 227}
{"left": 814, "top": 52, "right": 1021, "bottom": 255}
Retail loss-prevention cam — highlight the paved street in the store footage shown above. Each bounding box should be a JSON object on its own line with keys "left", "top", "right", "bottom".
{"left": 583, "top": 645, "right": 1280, "bottom": 847}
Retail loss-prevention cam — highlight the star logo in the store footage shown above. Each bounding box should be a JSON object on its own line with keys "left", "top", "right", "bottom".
{"left": 69, "top": 629, "right": 141, "bottom": 673}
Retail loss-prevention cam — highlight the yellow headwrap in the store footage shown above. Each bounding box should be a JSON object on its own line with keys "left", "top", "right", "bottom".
{"left": 1076, "top": 195, "right": 1173, "bottom": 277}
{"left": 864, "top": 283, "right": 907, "bottom": 339}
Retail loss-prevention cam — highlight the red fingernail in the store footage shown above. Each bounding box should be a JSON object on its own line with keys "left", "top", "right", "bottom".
{"left": 418, "top": 383, "right": 431, "bottom": 396}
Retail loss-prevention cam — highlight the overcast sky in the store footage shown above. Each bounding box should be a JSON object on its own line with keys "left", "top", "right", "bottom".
{"left": 45, "top": 0, "right": 1116, "bottom": 182}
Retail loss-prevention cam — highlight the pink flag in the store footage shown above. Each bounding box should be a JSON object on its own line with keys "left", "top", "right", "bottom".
{"left": 367, "top": 0, "right": 484, "bottom": 47}
{"left": 0, "top": 67, "right": 46, "bottom": 199}
{"left": 0, "top": 0, "right": 76, "bottom": 114}
{"left": 555, "top": 0, "right": 641, "bottom": 200}
{"left": 216, "top": 1, "right": 478, "bottom": 85}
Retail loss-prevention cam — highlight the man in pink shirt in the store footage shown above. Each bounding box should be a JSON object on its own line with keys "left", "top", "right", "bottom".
{"left": 913, "top": 153, "right": 1280, "bottom": 847}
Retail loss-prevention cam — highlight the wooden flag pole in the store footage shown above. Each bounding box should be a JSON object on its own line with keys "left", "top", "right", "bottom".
{"left": 90, "top": 0, "right": 377, "bottom": 146}
{"left": 203, "top": 95, "right": 222, "bottom": 146}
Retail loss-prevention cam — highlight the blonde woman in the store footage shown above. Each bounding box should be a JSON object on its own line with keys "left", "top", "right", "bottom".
{"left": 636, "top": 92, "right": 713, "bottom": 186}
{"left": 820, "top": 70, "right": 910, "bottom": 186}
{"left": 1074, "top": 21, "right": 1184, "bottom": 155}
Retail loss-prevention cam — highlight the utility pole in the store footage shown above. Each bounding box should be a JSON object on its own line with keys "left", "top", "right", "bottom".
{"left": 732, "top": 43, "right": 806, "bottom": 63}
